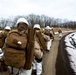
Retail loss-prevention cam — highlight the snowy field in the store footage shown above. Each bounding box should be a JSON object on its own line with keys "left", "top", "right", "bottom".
{"left": 64, "top": 32, "right": 76, "bottom": 74}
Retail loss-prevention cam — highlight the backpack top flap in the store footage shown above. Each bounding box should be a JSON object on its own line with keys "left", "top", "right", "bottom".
{"left": 6, "top": 31, "right": 27, "bottom": 49}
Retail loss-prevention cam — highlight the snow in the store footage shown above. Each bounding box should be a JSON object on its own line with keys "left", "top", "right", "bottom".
{"left": 64, "top": 32, "right": 76, "bottom": 74}
{"left": 0, "top": 48, "right": 4, "bottom": 59}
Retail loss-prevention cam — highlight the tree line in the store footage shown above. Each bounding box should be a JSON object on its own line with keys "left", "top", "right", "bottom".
{"left": 0, "top": 14, "right": 76, "bottom": 29}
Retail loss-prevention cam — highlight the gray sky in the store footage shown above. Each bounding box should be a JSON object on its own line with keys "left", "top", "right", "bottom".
{"left": 0, "top": 0, "right": 76, "bottom": 21}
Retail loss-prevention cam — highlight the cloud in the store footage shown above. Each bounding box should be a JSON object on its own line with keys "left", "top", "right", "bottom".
{"left": 0, "top": 0, "right": 76, "bottom": 21}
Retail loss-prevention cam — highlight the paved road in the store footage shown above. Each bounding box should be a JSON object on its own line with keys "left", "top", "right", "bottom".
{"left": 42, "top": 34, "right": 60, "bottom": 75}
{"left": 42, "top": 32, "right": 69, "bottom": 75}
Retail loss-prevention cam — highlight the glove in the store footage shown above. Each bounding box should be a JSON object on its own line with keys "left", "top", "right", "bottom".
{"left": 17, "top": 41, "right": 22, "bottom": 45}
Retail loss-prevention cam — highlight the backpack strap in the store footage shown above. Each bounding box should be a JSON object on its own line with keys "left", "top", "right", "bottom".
{"left": 36, "top": 32, "right": 47, "bottom": 50}
{"left": 24, "top": 28, "right": 34, "bottom": 69}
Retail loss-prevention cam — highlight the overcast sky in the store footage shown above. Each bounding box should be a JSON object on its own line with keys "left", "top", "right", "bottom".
{"left": 0, "top": 0, "right": 76, "bottom": 21}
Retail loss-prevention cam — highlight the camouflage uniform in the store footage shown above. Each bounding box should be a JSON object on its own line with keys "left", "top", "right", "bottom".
{"left": 32, "top": 24, "right": 50, "bottom": 75}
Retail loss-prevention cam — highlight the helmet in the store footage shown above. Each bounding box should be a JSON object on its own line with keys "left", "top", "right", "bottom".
{"left": 33, "top": 24, "right": 40, "bottom": 29}
{"left": 4, "top": 26, "right": 11, "bottom": 30}
{"left": 45, "top": 26, "right": 52, "bottom": 30}
{"left": 16, "top": 18, "right": 29, "bottom": 26}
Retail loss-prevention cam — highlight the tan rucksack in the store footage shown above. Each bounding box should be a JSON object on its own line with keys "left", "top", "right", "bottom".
{"left": 5, "top": 31, "right": 27, "bottom": 49}
{"left": 3, "top": 48, "right": 26, "bottom": 68}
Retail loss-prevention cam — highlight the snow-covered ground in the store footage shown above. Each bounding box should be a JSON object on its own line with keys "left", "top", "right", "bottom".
{"left": 64, "top": 32, "right": 76, "bottom": 74}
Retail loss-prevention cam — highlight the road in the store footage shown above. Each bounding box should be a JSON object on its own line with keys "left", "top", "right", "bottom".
{"left": 42, "top": 34, "right": 60, "bottom": 75}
